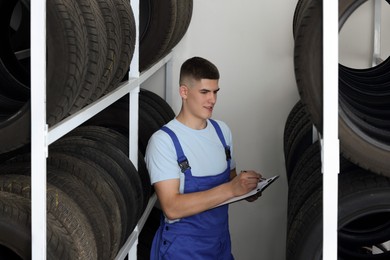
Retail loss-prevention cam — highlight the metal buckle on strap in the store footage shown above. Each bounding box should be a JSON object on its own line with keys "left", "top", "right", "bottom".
{"left": 178, "top": 158, "right": 191, "bottom": 173}
{"left": 225, "top": 146, "right": 231, "bottom": 161}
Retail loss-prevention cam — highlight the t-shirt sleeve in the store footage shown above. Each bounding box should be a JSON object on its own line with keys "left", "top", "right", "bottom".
{"left": 145, "top": 130, "right": 181, "bottom": 184}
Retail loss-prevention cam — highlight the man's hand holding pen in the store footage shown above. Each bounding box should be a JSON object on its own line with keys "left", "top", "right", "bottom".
{"left": 241, "top": 170, "right": 263, "bottom": 202}
{"left": 230, "top": 170, "right": 262, "bottom": 198}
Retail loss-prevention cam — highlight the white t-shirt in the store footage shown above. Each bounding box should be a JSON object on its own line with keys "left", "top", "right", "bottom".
{"left": 145, "top": 118, "right": 236, "bottom": 193}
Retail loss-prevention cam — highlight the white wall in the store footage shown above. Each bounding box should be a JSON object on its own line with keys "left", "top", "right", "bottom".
{"left": 142, "top": 1, "right": 298, "bottom": 259}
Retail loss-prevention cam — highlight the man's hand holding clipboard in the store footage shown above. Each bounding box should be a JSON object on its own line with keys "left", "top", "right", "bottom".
{"left": 214, "top": 175, "right": 280, "bottom": 208}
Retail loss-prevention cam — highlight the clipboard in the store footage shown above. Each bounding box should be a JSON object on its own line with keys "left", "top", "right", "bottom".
{"left": 214, "top": 175, "right": 280, "bottom": 208}
{"left": 257, "top": 175, "right": 280, "bottom": 193}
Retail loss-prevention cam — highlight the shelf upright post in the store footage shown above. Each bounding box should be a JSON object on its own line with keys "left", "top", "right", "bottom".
{"left": 121, "top": 1, "right": 140, "bottom": 259}
{"left": 129, "top": 0, "right": 140, "bottom": 166}
{"left": 322, "top": 1, "right": 340, "bottom": 260}
{"left": 30, "top": 0, "right": 47, "bottom": 259}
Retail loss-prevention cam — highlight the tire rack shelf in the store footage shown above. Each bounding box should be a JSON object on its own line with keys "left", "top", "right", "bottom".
{"left": 30, "top": 1, "right": 170, "bottom": 259}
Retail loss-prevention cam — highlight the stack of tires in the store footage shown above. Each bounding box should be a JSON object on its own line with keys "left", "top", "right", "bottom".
{"left": 0, "top": 0, "right": 188, "bottom": 258}
{"left": 0, "top": 0, "right": 136, "bottom": 154}
{"left": 139, "top": 0, "right": 193, "bottom": 72}
{"left": 83, "top": 89, "right": 177, "bottom": 259}
{"left": 0, "top": 0, "right": 193, "bottom": 154}
{"left": 0, "top": 88, "right": 176, "bottom": 259}
{"left": 285, "top": 0, "right": 390, "bottom": 259}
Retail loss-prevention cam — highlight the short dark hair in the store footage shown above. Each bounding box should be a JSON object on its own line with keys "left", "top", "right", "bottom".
{"left": 179, "top": 57, "right": 220, "bottom": 86}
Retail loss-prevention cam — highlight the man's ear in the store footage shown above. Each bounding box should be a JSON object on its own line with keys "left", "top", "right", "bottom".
{"left": 179, "top": 85, "right": 188, "bottom": 99}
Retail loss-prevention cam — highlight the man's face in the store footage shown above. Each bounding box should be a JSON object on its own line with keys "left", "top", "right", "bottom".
{"left": 184, "top": 79, "right": 220, "bottom": 120}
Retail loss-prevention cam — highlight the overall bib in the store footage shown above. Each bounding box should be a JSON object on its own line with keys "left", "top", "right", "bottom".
{"left": 150, "top": 119, "right": 234, "bottom": 260}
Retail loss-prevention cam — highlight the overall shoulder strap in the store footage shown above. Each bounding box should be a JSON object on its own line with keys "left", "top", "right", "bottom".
{"left": 160, "top": 126, "right": 191, "bottom": 173}
{"left": 209, "top": 119, "right": 231, "bottom": 161}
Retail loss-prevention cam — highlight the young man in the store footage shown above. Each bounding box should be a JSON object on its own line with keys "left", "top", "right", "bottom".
{"left": 145, "top": 57, "right": 262, "bottom": 259}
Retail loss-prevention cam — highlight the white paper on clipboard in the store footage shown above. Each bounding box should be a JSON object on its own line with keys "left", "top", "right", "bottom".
{"left": 214, "top": 175, "right": 280, "bottom": 208}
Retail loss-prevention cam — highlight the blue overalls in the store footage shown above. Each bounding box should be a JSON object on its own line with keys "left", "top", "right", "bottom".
{"left": 150, "top": 119, "right": 234, "bottom": 260}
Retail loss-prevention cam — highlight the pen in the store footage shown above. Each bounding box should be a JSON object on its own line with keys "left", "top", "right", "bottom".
{"left": 241, "top": 171, "right": 265, "bottom": 181}
{"left": 247, "top": 177, "right": 266, "bottom": 182}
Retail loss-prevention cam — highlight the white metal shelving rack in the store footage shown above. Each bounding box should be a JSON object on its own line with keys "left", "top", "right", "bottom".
{"left": 322, "top": 1, "right": 384, "bottom": 259}
{"left": 31, "top": 0, "right": 383, "bottom": 259}
{"left": 30, "top": 0, "right": 170, "bottom": 259}
{"left": 321, "top": 1, "right": 339, "bottom": 260}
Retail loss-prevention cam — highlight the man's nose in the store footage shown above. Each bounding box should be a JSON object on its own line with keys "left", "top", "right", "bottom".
{"left": 209, "top": 93, "right": 217, "bottom": 103}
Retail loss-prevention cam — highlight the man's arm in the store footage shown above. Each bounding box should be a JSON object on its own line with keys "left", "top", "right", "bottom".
{"left": 154, "top": 169, "right": 260, "bottom": 220}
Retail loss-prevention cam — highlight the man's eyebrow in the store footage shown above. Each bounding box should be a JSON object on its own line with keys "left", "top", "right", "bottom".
{"left": 200, "top": 88, "right": 220, "bottom": 92}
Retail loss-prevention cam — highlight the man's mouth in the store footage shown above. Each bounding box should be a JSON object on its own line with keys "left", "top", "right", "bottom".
{"left": 205, "top": 106, "right": 213, "bottom": 112}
